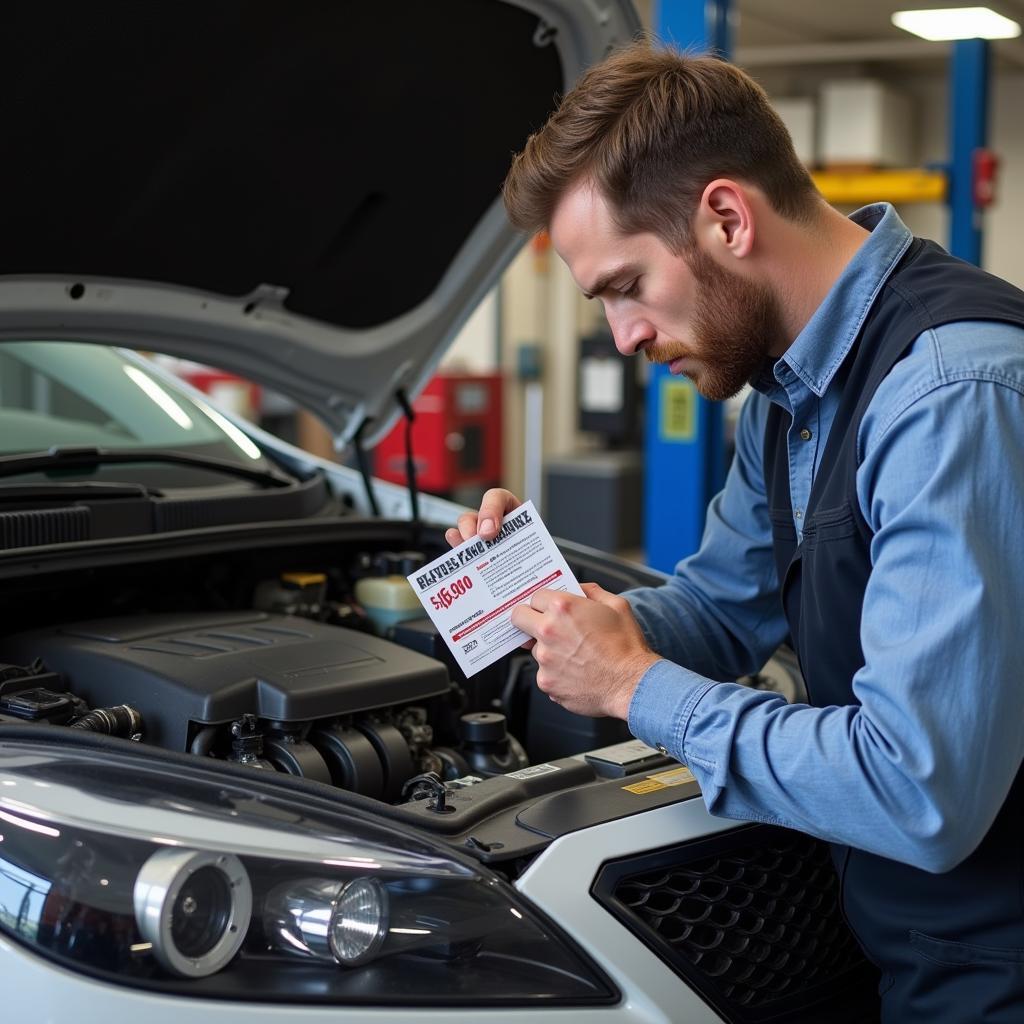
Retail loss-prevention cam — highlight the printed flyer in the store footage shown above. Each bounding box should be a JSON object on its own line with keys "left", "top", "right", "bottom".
{"left": 407, "top": 500, "right": 584, "bottom": 677}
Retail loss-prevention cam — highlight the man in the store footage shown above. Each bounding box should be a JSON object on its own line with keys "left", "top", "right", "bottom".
{"left": 446, "top": 44, "right": 1024, "bottom": 1022}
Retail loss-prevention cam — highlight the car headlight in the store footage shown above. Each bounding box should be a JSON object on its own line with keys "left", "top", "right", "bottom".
{"left": 0, "top": 736, "right": 615, "bottom": 1006}
{"left": 134, "top": 848, "right": 253, "bottom": 977}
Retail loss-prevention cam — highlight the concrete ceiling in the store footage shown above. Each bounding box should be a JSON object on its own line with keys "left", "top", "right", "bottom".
{"left": 737, "top": 0, "right": 1024, "bottom": 45}
{"left": 731, "top": 0, "right": 1024, "bottom": 68}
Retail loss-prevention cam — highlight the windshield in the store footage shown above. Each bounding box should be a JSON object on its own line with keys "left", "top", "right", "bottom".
{"left": 0, "top": 342, "right": 274, "bottom": 484}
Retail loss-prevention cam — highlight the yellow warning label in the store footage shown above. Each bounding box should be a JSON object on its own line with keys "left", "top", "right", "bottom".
{"left": 623, "top": 778, "right": 665, "bottom": 794}
{"left": 661, "top": 379, "right": 696, "bottom": 441}
{"left": 649, "top": 766, "right": 695, "bottom": 786}
{"left": 623, "top": 765, "right": 695, "bottom": 794}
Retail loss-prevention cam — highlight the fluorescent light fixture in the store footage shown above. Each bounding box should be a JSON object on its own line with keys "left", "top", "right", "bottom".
{"left": 892, "top": 7, "right": 1021, "bottom": 40}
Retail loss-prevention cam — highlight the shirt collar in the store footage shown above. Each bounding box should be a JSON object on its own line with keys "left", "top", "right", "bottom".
{"left": 772, "top": 203, "right": 913, "bottom": 398}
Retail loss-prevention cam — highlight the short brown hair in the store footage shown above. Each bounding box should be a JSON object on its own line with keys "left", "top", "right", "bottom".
{"left": 503, "top": 43, "right": 820, "bottom": 250}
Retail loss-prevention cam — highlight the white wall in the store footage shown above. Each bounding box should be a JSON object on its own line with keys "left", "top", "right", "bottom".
{"left": 497, "top": 244, "right": 606, "bottom": 502}
{"left": 901, "top": 71, "right": 1024, "bottom": 291}
{"left": 440, "top": 289, "right": 499, "bottom": 373}
{"left": 762, "top": 65, "right": 1024, "bottom": 289}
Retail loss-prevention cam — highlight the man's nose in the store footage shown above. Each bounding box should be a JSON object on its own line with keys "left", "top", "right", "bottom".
{"left": 607, "top": 309, "right": 655, "bottom": 357}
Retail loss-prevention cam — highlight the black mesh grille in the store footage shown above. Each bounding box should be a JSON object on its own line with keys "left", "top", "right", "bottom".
{"left": 0, "top": 507, "right": 90, "bottom": 549}
{"left": 597, "top": 827, "right": 878, "bottom": 1023}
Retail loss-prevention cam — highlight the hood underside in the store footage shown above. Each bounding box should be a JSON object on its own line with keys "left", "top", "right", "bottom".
{"left": 0, "top": 1, "right": 641, "bottom": 445}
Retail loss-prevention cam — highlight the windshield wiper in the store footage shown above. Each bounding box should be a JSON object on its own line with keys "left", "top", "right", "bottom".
{"left": 0, "top": 482, "right": 159, "bottom": 500}
{"left": 0, "top": 447, "right": 298, "bottom": 489}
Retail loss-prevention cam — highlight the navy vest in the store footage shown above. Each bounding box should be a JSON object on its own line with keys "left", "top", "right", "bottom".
{"left": 764, "top": 238, "right": 1024, "bottom": 1021}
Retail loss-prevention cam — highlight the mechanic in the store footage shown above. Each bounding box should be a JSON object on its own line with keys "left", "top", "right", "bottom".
{"left": 446, "top": 43, "right": 1024, "bottom": 1023}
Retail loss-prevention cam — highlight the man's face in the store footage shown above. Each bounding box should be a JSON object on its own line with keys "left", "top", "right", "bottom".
{"left": 548, "top": 181, "right": 785, "bottom": 401}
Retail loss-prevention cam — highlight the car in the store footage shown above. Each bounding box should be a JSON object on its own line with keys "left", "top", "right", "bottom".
{"left": 0, "top": 3, "right": 877, "bottom": 1022}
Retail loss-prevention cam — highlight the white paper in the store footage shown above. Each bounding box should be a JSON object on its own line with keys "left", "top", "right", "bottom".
{"left": 407, "top": 500, "right": 584, "bottom": 677}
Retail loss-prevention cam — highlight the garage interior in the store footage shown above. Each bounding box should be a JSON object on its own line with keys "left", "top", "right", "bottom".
{"left": 1, "top": 1, "right": 1022, "bottom": 1021}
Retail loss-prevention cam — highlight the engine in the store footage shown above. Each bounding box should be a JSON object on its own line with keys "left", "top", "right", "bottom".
{"left": 0, "top": 608, "right": 532, "bottom": 802}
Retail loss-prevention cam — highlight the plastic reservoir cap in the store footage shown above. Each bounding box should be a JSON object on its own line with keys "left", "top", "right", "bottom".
{"left": 460, "top": 712, "right": 507, "bottom": 744}
{"left": 281, "top": 572, "right": 327, "bottom": 587}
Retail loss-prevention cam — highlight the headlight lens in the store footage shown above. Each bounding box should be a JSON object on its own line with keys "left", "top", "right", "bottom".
{"left": 0, "top": 738, "right": 615, "bottom": 1006}
{"left": 262, "top": 875, "right": 391, "bottom": 966}
{"left": 329, "top": 877, "right": 388, "bottom": 964}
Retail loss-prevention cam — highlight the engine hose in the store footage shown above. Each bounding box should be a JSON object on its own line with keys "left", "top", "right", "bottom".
{"left": 69, "top": 705, "right": 143, "bottom": 738}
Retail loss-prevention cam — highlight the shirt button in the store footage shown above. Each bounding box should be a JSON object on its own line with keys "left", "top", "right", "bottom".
{"left": 656, "top": 744, "right": 668, "bottom": 755}
{"left": 799, "top": 428, "right": 812, "bottom": 441}
{"left": 795, "top": 509, "right": 803, "bottom": 520}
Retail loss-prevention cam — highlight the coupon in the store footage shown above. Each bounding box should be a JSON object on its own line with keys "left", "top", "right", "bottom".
{"left": 408, "top": 500, "right": 584, "bottom": 677}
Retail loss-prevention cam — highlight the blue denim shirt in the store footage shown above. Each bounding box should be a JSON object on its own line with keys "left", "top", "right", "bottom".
{"left": 626, "top": 204, "right": 1024, "bottom": 872}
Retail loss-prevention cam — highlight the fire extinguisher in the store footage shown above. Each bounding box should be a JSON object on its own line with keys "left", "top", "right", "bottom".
{"left": 973, "top": 148, "right": 999, "bottom": 208}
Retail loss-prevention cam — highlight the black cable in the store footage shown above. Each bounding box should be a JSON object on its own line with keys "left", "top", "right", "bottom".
{"left": 352, "top": 417, "right": 381, "bottom": 517}
{"left": 395, "top": 387, "right": 421, "bottom": 528}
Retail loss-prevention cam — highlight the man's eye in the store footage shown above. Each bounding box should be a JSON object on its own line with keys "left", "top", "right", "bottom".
{"left": 621, "top": 279, "right": 640, "bottom": 299}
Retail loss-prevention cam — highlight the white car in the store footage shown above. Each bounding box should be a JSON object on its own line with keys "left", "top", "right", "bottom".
{"left": 0, "top": 3, "right": 875, "bottom": 1021}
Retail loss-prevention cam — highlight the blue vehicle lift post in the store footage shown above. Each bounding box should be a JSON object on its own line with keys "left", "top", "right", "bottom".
{"left": 643, "top": 0, "right": 731, "bottom": 572}
{"left": 949, "top": 37, "right": 990, "bottom": 265}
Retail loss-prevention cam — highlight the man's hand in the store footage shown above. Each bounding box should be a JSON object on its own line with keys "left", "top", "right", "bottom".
{"left": 510, "top": 582, "right": 661, "bottom": 720}
{"left": 445, "top": 487, "right": 522, "bottom": 547}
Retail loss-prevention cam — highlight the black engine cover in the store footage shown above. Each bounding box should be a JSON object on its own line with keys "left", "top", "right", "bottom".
{"left": 1, "top": 611, "right": 449, "bottom": 750}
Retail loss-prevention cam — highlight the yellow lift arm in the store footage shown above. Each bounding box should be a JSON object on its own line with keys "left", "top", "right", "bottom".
{"left": 812, "top": 168, "right": 947, "bottom": 205}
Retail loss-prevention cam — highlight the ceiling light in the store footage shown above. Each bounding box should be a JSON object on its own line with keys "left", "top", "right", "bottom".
{"left": 892, "top": 7, "right": 1021, "bottom": 40}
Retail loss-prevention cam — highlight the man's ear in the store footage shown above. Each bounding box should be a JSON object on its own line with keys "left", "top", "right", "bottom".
{"left": 694, "top": 179, "right": 755, "bottom": 259}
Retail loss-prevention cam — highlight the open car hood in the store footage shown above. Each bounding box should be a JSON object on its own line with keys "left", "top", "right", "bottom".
{"left": 0, "top": 0, "right": 640, "bottom": 447}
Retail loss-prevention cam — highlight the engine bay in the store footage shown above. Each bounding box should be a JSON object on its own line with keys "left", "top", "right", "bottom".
{"left": 0, "top": 530, "right": 684, "bottom": 862}
{"left": 0, "top": 522, "right": 805, "bottom": 880}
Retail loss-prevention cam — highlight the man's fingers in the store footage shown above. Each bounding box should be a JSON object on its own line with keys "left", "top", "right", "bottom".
{"left": 580, "top": 581, "right": 623, "bottom": 609}
{"left": 448, "top": 489, "right": 523, "bottom": 544}
{"left": 476, "top": 488, "right": 522, "bottom": 540}
{"left": 510, "top": 602, "right": 543, "bottom": 638}
{"left": 528, "top": 588, "right": 581, "bottom": 614}
{"left": 452, "top": 489, "right": 524, "bottom": 544}
{"left": 456, "top": 511, "right": 479, "bottom": 541}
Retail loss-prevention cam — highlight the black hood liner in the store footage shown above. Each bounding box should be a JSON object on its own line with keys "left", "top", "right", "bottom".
{"left": 1, "top": 1, "right": 563, "bottom": 328}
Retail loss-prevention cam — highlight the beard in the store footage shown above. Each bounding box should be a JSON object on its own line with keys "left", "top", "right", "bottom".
{"left": 644, "top": 249, "right": 786, "bottom": 401}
